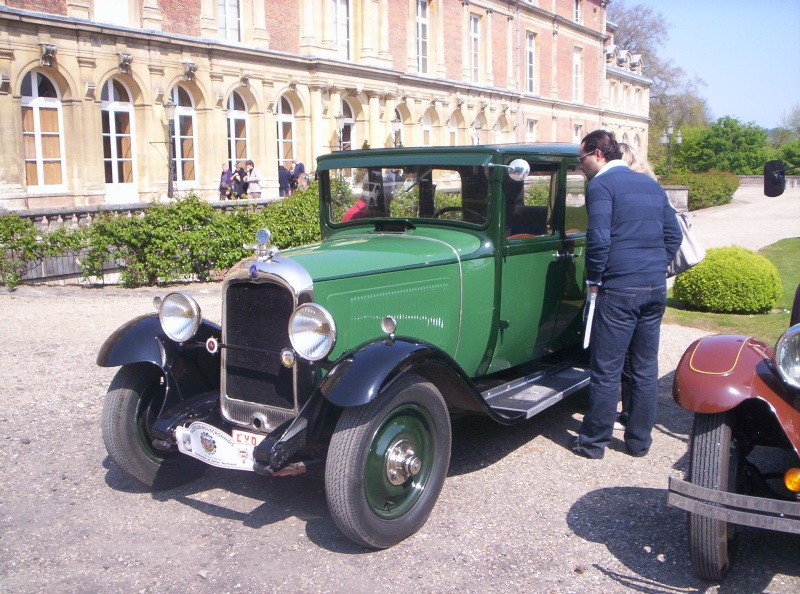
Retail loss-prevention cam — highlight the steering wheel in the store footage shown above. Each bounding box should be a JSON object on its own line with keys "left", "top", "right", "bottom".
{"left": 433, "top": 206, "right": 486, "bottom": 223}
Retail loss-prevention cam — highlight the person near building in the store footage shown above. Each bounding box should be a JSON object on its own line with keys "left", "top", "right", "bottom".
{"left": 231, "top": 161, "right": 248, "bottom": 198}
{"left": 619, "top": 142, "right": 657, "bottom": 180}
{"left": 218, "top": 162, "right": 233, "bottom": 200}
{"left": 615, "top": 142, "right": 658, "bottom": 429}
{"left": 278, "top": 163, "right": 292, "bottom": 197}
{"left": 291, "top": 158, "right": 305, "bottom": 193}
{"left": 572, "top": 129, "right": 682, "bottom": 459}
{"left": 244, "top": 159, "right": 263, "bottom": 199}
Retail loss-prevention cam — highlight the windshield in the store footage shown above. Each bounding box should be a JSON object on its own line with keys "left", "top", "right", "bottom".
{"left": 326, "top": 165, "right": 490, "bottom": 227}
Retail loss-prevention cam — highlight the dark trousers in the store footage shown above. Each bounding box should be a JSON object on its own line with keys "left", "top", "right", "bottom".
{"left": 576, "top": 285, "right": 667, "bottom": 458}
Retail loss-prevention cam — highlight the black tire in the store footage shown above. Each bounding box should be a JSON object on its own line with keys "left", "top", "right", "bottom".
{"left": 790, "top": 283, "right": 800, "bottom": 327}
{"left": 101, "top": 363, "right": 207, "bottom": 490}
{"left": 325, "top": 374, "right": 451, "bottom": 549}
{"left": 687, "top": 412, "right": 739, "bottom": 580}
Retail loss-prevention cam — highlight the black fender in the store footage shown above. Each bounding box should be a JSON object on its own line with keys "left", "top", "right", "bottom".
{"left": 318, "top": 336, "right": 520, "bottom": 423}
{"left": 97, "top": 313, "right": 221, "bottom": 405}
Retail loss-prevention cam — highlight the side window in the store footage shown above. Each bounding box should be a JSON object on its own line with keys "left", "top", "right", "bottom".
{"left": 505, "top": 165, "right": 558, "bottom": 239}
{"left": 565, "top": 164, "right": 587, "bottom": 234}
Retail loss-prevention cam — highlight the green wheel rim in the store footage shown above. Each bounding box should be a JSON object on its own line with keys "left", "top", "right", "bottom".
{"left": 364, "top": 403, "right": 435, "bottom": 520}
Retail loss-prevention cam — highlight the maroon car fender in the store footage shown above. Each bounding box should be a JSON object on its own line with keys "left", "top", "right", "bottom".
{"left": 673, "top": 334, "right": 800, "bottom": 452}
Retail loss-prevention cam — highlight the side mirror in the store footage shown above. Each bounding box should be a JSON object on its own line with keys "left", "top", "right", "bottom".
{"left": 507, "top": 159, "right": 531, "bottom": 181}
{"left": 489, "top": 159, "right": 531, "bottom": 181}
{"left": 764, "top": 160, "right": 786, "bottom": 197}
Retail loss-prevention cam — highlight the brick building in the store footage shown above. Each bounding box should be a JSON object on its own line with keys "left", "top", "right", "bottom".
{"left": 0, "top": 0, "right": 650, "bottom": 209}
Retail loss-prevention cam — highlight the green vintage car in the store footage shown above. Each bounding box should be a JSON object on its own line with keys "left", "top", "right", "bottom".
{"left": 98, "top": 144, "right": 590, "bottom": 548}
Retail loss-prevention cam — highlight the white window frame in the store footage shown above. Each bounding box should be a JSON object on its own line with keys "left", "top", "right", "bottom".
{"left": 101, "top": 78, "right": 136, "bottom": 192}
{"left": 448, "top": 114, "right": 459, "bottom": 146}
{"left": 218, "top": 0, "right": 242, "bottom": 42}
{"left": 573, "top": 124, "right": 583, "bottom": 144}
{"left": 416, "top": 0, "right": 429, "bottom": 74}
{"left": 422, "top": 111, "right": 432, "bottom": 146}
{"left": 21, "top": 71, "right": 67, "bottom": 190}
{"left": 333, "top": 0, "right": 351, "bottom": 60}
{"left": 226, "top": 90, "right": 249, "bottom": 169}
{"left": 170, "top": 85, "right": 198, "bottom": 185}
{"left": 525, "top": 119, "right": 538, "bottom": 143}
{"left": 525, "top": 32, "right": 536, "bottom": 94}
{"left": 469, "top": 14, "right": 480, "bottom": 83}
{"left": 574, "top": 0, "right": 582, "bottom": 24}
{"left": 276, "top": 96, "right": 296, "bottom": 166}
{"left": 95, "top": 0, "right": 131, "bottom": 26}
{"left": 573, "top": 47, "right": 583, "bottom": 103}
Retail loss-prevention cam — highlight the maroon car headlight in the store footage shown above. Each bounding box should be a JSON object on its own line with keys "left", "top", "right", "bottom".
{"left": 775, "top": 324, "right": 800, "bottom": 390}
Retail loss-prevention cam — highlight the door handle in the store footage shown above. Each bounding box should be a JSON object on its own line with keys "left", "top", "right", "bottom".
{"left": 553, "top": 252, "right": 578, "bottom": 260}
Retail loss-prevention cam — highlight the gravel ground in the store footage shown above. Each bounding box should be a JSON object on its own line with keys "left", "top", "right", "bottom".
{"left": 1, "top": 187, "right": 798, "bottom": 593}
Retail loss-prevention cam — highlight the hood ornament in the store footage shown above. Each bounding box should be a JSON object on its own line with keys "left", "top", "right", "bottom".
{"left": 245, "top": 227, "right": 280, "bottom": 259}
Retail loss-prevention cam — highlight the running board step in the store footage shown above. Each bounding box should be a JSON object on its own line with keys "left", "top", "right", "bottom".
{"left": 482, "top": 365, "right": 590, "bottom": 419}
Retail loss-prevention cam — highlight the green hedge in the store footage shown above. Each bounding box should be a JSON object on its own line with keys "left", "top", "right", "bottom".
{"left": 673, "top": 246, "right": 783, "bottom": 314}
{"left": 0, "top": 185, "right": 321, "bottom": 289}
{"left": 660, "top": 169, "right": 739, "bottom": 211}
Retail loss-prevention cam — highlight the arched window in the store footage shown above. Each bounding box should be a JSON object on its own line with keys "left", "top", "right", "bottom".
{"left": 341, "top": 102, "right": 355, "bottom": 151}
{"left": 226, "top": 90, "right": 248, "bottom": 168}
{"left": 448, "top": 114, "right": 458, "bottom": 147}
{"left": 633, "top": 134, "right": 640, "bottom": 150}
{"left": 169, "top": 85, "right": 197, "bottom": 183}
{"left": 422, "top": 111, "right": 432, "bottom": 146}
{"left": 101, "top": 78, "right": 135, "bottom": 187}
{"left": 21, "top": 71, "right": 66, "bottom": 187}
{"left": 391, "top": 108, "right": 402, "bottom": 149}
{"left": 276, "top": 96, "right": 295, "bottom": 167}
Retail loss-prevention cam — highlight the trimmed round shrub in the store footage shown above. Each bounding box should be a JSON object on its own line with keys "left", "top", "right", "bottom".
{"left": 673, "top": 246, "right": 782, "bottom": 314}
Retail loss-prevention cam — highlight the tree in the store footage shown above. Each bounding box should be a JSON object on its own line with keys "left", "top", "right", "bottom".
{"left": 673, "top": 117, "right": 772, "bottom": 174}
{"left": 608, "top": 2, "right": 711, "bottom": 164}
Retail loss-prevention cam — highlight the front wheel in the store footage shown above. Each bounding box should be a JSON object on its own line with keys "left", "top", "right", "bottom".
{"left": 101, "top": 363, "right": 207, "bottom": 490}
{"left": 687, "top": 412, "right": 740, "bottom": 580}
{"left": 325, "top": 374, "right": 451, "bottom": 549}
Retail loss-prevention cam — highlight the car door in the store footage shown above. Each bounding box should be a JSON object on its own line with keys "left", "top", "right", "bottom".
{"left": 487, "top": 159, "right": 584, "bottom": 373}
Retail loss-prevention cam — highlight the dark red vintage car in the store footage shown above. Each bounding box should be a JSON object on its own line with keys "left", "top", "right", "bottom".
{"left": 667, "top": 160, "right": 800, "bottom": 580}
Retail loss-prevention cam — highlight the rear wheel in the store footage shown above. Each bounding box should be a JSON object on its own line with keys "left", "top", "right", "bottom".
{"left": 102, "top": 363, "right": 207, "bottom": 490}
{"left": 687, "top": 411, "right": 739, "bottom": 580}
{"left": 325, "top": 374, "right": 451, "bottom": 548}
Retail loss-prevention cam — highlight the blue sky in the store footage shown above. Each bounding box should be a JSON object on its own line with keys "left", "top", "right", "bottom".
{"left": 629, "top": 0, "right": 800, "bottom": 129}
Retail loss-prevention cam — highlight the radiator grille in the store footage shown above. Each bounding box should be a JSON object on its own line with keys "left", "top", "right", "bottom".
{"left": 223, "top": 282, "right": 295, "bottom": 414}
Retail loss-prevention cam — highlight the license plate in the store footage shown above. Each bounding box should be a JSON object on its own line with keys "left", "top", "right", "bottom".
{"left": 175, "top": 422, "right": 265, "bottom": 471}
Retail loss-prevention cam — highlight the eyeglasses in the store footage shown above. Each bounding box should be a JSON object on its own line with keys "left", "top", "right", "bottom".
{"left": 577, "top": 150, "right": 596, "bottom": 162}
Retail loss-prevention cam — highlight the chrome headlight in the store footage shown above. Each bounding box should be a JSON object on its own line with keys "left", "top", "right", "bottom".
{"left": 157, "top": 292, "right": 202, "bottom": 343}
{"left": 288, "top": 304, "right": 336, "bottom": 361}
{"left": 775, "top": 325, "right": 800, "bottom": 390}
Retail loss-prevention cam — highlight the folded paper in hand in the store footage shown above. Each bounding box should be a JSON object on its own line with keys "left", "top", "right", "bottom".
{"left": 668, "top": 210, "right": 705, "bottom": 277}
{"left": 583, "top": 291, "right": 596, "bottom": 349}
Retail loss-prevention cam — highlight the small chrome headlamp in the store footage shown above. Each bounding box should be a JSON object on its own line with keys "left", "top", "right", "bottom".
{"left": 288, "top": 303, "right": 336, "bottom": 361}
{"left": 158, "top": 291, "right": 202, "bottom": 343}
{"left": 775, "top": 324, "right": 800, "bottom": 390}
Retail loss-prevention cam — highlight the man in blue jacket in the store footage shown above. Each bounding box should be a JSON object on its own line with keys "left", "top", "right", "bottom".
{"left": 573, "top": 130, "right": 682, "bottom": 459}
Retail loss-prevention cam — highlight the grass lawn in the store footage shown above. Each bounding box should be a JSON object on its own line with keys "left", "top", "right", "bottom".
{"left": 664, "top": 237, "right": 800, "bottom": 344}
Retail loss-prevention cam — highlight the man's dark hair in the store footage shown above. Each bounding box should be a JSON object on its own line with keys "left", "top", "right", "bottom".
{"left": 581, "top": 129, "right": 622, "bottom": 161}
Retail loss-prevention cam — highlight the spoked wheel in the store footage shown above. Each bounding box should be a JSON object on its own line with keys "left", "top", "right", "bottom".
{"left": 325, "top": 374, "right": 451, "bottom": 549}
{"left": 687, "top": 411, "right": 740, "bottom": 580}
{"left": 101, "top": 363, "right": 207, "bottom": 490}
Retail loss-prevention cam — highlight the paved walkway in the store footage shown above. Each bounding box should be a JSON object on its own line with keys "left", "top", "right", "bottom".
{"left": 687, "top": 184, "right": 800, "bottom": 251}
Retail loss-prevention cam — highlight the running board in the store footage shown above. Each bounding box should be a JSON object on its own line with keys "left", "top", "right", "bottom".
{"left": 482, "top": 365, "right": 590, "bottom": 419}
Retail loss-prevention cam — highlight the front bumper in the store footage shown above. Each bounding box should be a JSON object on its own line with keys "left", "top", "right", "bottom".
{"left": 667, "top": 475, "right": 800, "bottom": 534}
